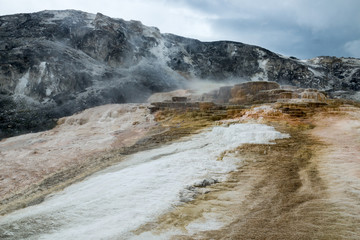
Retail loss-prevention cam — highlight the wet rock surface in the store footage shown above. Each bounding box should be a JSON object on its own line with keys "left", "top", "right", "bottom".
{"left": 0, "top": 10, "right": 359, "bottom": 138}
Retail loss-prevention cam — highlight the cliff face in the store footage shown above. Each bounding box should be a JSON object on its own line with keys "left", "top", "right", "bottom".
{"left": 0, "top": 10, "right": 359, "bottom": 138}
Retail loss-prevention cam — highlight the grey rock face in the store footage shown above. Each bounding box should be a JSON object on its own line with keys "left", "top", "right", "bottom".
{"left": 0, "top": 10, "right": 359, "bottom": 138}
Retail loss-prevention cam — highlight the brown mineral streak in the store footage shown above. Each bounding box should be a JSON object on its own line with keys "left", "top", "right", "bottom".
{"left": 0, "top": 102, "right": 220, "bottom": 215}
{"left": 135, "top": 103, "right": 360, "bottom": 239}
{"left": 1, "top": 96, "right": 360, "bottom": 239}
{"left": 0, "top": 104, "right": 157, "bottom": 215}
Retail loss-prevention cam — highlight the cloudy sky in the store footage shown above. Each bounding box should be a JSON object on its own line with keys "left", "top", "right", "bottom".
{"left": 1, "top": 0, "right": 359, "bottom": 59}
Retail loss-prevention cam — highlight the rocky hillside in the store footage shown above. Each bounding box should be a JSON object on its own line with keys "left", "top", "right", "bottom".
{"left": 0, "top": 10, "right": 359, "bottom": 138}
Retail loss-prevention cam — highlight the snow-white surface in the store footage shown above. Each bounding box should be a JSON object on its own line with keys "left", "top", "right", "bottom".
{"left": 258, "top": 59, "right": 268, "bottom": 72}
{"left": 183, "top": 55, "right": 193, "bottom": 64}
{"left": 45, "top": 88, "right": 52, "bottom": 96}
{"left": 0, "top": 104, "right": 155, "bottom": 200}
{"left": 251, "top": 72, "right": 267, "bottom": 81}
{"left": 37, "top": 62, "right": 47, "bottom": 84}
{"left": 255, "top": 48, "right": 266, "bottom": 57}
{"left": 149, "top": 39, "right": 170, "bottom": 65}
{"left": 0, "top": 123, "right": 288, "bottom": 239}
{"left": 251, "top": 59, "right": 269, "bottom": 81}
{"left": 309, "top": 57, "right": 321, "bottom": 64}
{"left": 14, "top": 71, "right": 29, "bottom": 95}
{"left": 348, "top": 67, "right": 360, "bottom": 77}
{"left": 309, "top": 67, "right": 325, "bottom": 77}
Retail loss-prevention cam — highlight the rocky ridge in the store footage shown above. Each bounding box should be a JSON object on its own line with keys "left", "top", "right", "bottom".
{"left": 0, "top": 10, "right": 359, "bottom": 138}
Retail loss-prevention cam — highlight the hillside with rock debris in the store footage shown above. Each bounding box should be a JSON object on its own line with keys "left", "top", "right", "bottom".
{"left": 1, "top": 10, "right": 360, "bottom": 138}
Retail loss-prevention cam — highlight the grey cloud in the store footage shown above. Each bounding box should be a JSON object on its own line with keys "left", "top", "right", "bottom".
{"left": 344, "top": 40, "right": 360, "bottom": 57}
{"left": 173, "top": 0, "right": 360, "bottom": 58}
{"left": 209, "top": 15, "right": 359, "bottom": 59}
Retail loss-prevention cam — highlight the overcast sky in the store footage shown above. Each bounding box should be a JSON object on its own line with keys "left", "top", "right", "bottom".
{"left": 1, "top": 0, "right": 359, "bottom": 59}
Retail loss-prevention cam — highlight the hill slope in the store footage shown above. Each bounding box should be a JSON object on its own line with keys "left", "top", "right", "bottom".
{"left": 0, "top": 10, "right": 359, "bottom": 138}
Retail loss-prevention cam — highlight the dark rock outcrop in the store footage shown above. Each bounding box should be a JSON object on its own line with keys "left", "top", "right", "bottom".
{"left": 0, "top": 10, "right": 359, "bottom": 138}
